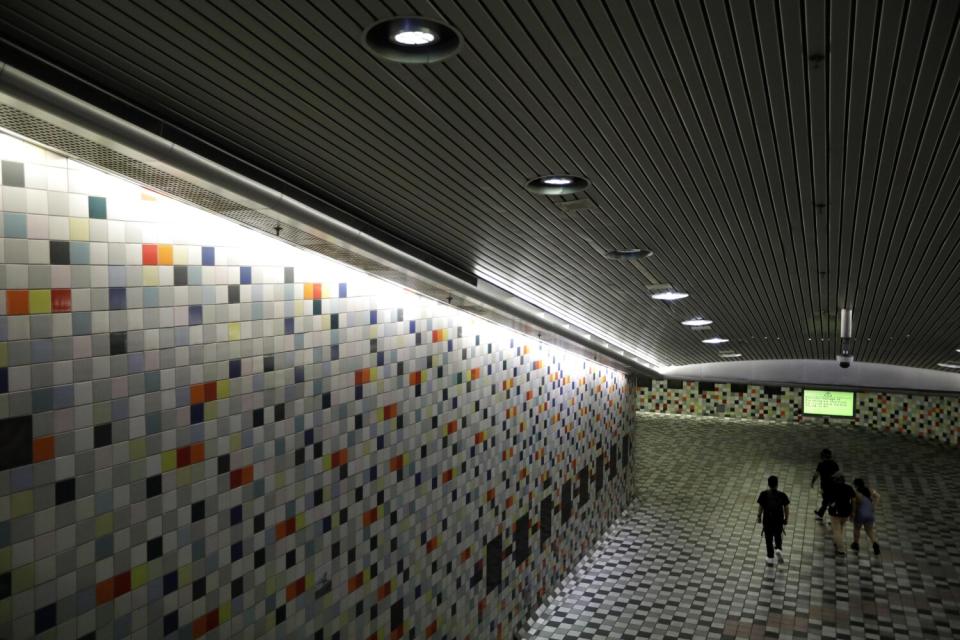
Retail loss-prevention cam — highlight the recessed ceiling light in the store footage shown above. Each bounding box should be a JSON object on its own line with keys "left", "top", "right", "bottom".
{"left": 681, "top": 318, "right": 712, "bottom": 327}
{"left": 605, "top": 248, "right": 653, "bottom": 261}
{"left": 651, "top": 291, "right": 688, "bottom": 301}
{"left": 364, "top": 17, "right": 461, "bottom": 63}
{"left": 720, "top": 352, "right": 742, "bottom": 358}
{"left": 525, "top": 175, "right": 590, "bottom": 195}
{"left": 702, "top": 337, "right": 729, "bottom": 344}
{"left": 938, "top": 362, "right": 960, "bottom": 369}
{"left": 391, "top": 29, "right": 436, "bottom": 45}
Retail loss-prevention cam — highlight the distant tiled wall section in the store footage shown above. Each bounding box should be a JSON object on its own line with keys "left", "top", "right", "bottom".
{"left": 0, "top": 133, "right": 633, "bottom": 640}
{"left": 635, "top": 379, "right": 959, "bottom": 446}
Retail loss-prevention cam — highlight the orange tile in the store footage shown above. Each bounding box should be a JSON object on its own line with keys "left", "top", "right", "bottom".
{"left": 33, "top": 436, "right": 55, "bottom": 462}
{"left": 190, "top": 384, "right": 205, "bottom": 405}
{"left": 192, "top": 615, "right": 207, "bottom": 639}
{"left": 303, "top": 283, "right": 314, "bottom": 300}
{"left": 6, "top": 290, "right": 29, "bottom": 315}
{"left": 442, "top": 469, "right": 453, "bottom": 484}
{"left": 426, "top": 536, "right": 438, "bottom": 553}
{"left": 347, "top": 572, "right": 364, "bottom": 593}
{"left": 377, "top": 582, "right": 392, "bottom": 600}
{"left": 389, "top": 455, "right": 404, "bottom": 472}
{"left": 331, "top": 448, "right": 348, "bottom": 468}
{"left": 95, "top": 578, "right": 114, "bottom": 605}
{"left": 446, "top": 420, "right": 457, "bottom": 434}
{"left": 189, "top": 442, "right": 205, "bottom": 464}
{"left": 158, "top": 244, "right": 173, "bottom": 265}
{"left": 363, "top": 508, "right": 378, "bottom": 526}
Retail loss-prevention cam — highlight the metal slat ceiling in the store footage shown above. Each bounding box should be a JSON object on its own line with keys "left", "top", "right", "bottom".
{"left": 1, "top": 0, "right": 959, "bottom": 369}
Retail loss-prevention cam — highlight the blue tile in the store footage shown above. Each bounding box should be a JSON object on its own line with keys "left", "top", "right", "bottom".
{"left": 191, "top": 404, "right": 204, "bottom": 424}
{"left": 88, "top": 196, "right": 107, "bottom": 219}
{"left": 370, "top": 310, "right": 377, "bottom": 324}
{"left": 240, "top": 266, "right": 252, "bottom": 284}
{"left": 188, "top": 305, "right": 203, "bottom": 326}
{"left": 109, "top": 287, "right": 126, "bottom": 310}
{"left": 313, "top": 300, "right": 322, "bottom": 315}
{"left": 201, "top": 246, "right": 215, "bottom": 266}
{"left": 0, "top": 368, "right": 7, "bottom": 393}
{"left": 338, "top": 282, "right": 347, "bottom": 298}
{"left": 72, "top": 312, "right": 91, "bottom": 335}
{"left": 3, "top": 212, "right": 26, "bottom": 238}
{"left": 143, "top": 287, "right": 160, "bottom": 307}
{"left": 284, "top": 317, "right": 294, "bottom": 335}
{"left": 69, "top": 241, "right": 90, "bottom": 264}
{"left": 229, "top": 359, "right": 241, "bottom": 379}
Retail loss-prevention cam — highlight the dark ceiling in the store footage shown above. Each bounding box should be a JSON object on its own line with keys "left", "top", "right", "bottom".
{"left": 2, "top": 0, "right": 960, "bottom": 369}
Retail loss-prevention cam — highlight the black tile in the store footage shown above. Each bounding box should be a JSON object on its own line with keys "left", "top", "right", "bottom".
{"left": 191, "top": 500, "right": 205, "bottom": 522}
{"left": 94, "top": 423, "right": 112, "bottom": 448}
{"left": 173, "top": 265, "right": 188, "bottom": 286}
{"left": 49, "top": 240, "right": 71, "bottom": 264}
{"left": 34, "top": 602, "right": 56, "bottom": 634}
{"left": 55, "top": 478, "right": 76, "bottom": 504}
{"left": 514, "top": 514, "right": 530, "bottom": 566}
{"left": 146, "top": 474, "right": 162, "bottom": 498}
{"left": 485, "top": 535, "right": 501, "bottom": 593}
{"left": 228, "top": 283, "right": 240, "bottom": 303}
{"left": 192, "top": 576, "right": 206, "bottom": 600}
{"left": 0, "top": 415, "right": 32, "bottom": 471}
{"left": 147, "top": 536, "right": 163, "bottom": 561}
{"left": 109, "top": 331, "right": 127, "bottom": 355}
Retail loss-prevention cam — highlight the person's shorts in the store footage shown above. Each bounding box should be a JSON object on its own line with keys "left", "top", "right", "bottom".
{"left": 854, "top": 517, "right": 875, "bottom": 526}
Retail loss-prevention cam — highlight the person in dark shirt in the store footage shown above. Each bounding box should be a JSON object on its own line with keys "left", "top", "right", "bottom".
{"left": 756, "top": 475, "right": 790, "bottom": 566}
{"left": 810, "top": 448, "right": 840, "bottom": 519}
{"left": 827, "top": 474, "right": 857, "bottom": 556}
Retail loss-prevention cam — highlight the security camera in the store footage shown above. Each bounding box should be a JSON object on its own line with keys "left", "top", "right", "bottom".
{"left": 836, "top": 354, "right": 853, "bottom": 369}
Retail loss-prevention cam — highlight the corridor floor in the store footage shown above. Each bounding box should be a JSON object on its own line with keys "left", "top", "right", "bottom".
{"left": 524, "top": 415, "right": 960, "bottom": 639}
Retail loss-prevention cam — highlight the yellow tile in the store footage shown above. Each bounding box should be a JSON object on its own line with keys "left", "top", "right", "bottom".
{"left": 131, "top": 564, "right": 148, "bottom": 589}
{"left": 217, "top": 379, "right": 230, "bottom": 399}
{"left": 129, "top": 438, "right": 145, "bottom": 460}
{"left": 0, "top": 342, "right": 7, "bottom": 367}
{"left": 219, "top": 603, "right": 231, "bottom": 623}
{"left": 11, "top": 564, "right": 33, "bottom": 592}
{"left": 142, "top": 266, "right": 159, "bottom": 286}
{"left": 228, "top": 322, "right": 241, "bottom": 340}
{"left": 28, "top": 289, "right": 51, "bottom": 314}
{"left": 0, "top": 547, "right": 10, "bottom": 572}
{"left": 161, "top": 450, "right": 176, "bottom": 472}
{"left": 11, "top": 491, "right": 33, "bottom": 518}
{"left": 95, "top": 513, "right": 113, "bottom": 537}
{"left": 69, "top": 218, "right": 89, "bottom": 241}
{"left": 173, "top": 245, "right": 189, "bottom": 264}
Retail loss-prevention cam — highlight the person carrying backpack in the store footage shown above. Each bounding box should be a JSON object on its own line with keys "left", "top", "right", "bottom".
{"left": 757, "top": 475, "right": 790, "bottom": 566}
{"left": 827, "top": 474, "right": 857, "bottom": 556}
{"left": 851, "top": 478, "right": 881, "bottom": 555}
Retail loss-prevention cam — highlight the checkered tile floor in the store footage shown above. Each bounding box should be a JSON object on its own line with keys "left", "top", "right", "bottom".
{"left": 524, "top": 414, "right": 960, "bottom": 639}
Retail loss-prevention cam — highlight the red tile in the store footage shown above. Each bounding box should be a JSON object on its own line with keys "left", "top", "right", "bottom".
{"left": 51, "top": 289, "right": 72, "bottom": 312}
{"left": 113, "top": 570, "right": 131, "bottom": 597}
{"left": 96, "top": 578, "right": 114, "bottom": 605}
{"left": 347, "top": 572, "right": 364, "bottom": 593}
{"left": 176, "top": 446, "right": 191, "bottom": 468}
{"left": 203, "top": 381, "right": 216, "bottom": 402}
{"left": 142, "top": 244, "right": 158, "bottom": 265}
{"left": 33, "top": 436, "right": 55, "bottom": 462}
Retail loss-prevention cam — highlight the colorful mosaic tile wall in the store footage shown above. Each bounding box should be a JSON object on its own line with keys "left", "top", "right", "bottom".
{"left": 635, "top": 379, "right": 960, "bottom": 446}
{"left": 0, "top": 132, "right": 634, "bottom": 640}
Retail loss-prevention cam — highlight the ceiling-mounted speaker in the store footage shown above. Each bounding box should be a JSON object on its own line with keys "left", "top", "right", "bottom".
{"left": 555, "top": 198, "right": 594, "bottom": 213}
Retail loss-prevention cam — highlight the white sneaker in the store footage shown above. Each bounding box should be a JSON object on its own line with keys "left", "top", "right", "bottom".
{"left": 766, "top": 557, "right": 775, "bottom": 566}
{"left": 776, "top": 549, "right": 785, "bottom": 564}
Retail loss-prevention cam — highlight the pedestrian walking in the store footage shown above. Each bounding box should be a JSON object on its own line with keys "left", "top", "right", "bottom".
{"left": 757, "top": 475, "right": 790, "bottom": 566}
{"left": 810, "top": 448, "right": 839, "bottom": 520}
{"left": 852, "top": 478, "right": 881, "bottom": 555}
{"left": 827, "top": 474, "right": 856, "bottom": 556}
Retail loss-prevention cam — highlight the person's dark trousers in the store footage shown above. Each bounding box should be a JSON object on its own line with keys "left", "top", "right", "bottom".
{"left": 816, "top": 484, "right": 832, "bottom": 517}
{"left": 764, "top": 529, "right": 783, "bottom": 558}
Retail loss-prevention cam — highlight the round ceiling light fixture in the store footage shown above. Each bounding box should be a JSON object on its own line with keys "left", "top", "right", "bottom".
{"left": 605, "top": 248, "right": 653, "bottom": 261}
{"left": 681, "top": 318, "right": 712, "bottom": 327}
{"left": 937, "top": 362, "right": 960, "bottom": 369}
{"left": 525, "top": 175, "right": 590, "bottom": 196}
{"left": 364, "top": 16, "right": 461, "bottom": 64}
{"left": 702, "top": 337, "right": 729, "bottom": 344}
{"left": 651, "top": 291, "right": 689, "bottom": 301}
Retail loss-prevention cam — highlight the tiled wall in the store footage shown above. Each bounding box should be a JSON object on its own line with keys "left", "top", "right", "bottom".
{"left": 636, "top": 379, "right": 960, "bottom": 446}
{"left": 0, "top": 132, "right": 634, "bottom": 640}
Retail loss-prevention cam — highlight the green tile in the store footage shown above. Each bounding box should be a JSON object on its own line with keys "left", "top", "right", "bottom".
{"left": 88, "top": 196, "right": 107, "bottom": 219}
